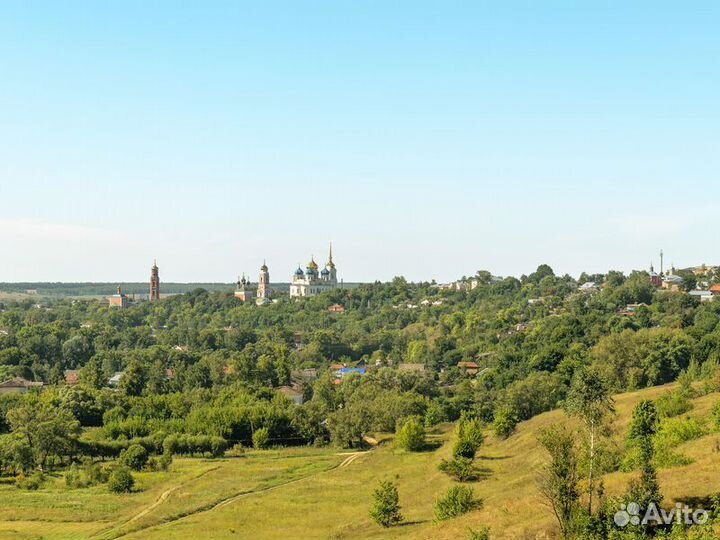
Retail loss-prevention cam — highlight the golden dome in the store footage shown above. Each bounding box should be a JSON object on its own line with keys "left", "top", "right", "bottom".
{"left": 307, "top": 257, "right": 318, "bottom": 270}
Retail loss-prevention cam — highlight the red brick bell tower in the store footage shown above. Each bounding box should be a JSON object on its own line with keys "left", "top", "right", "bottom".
{"left": 150, "top": 260, "right": 160, "bottom": 302}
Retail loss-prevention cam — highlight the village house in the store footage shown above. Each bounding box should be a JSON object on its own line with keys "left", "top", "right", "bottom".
{"left": 621, "top": 303, "right": 649, "bottom": 316}
{"left": 108, "top": 371, "right": 125, "bottom": 387}
{"left": 291, "top": 368, "right": 318, "bottom": 387}
{"left": 277, "top": 386, "right": 304, "bottom": 405}
{"left": 457, "top": 361, "right": 480, "bottom": 376}
{"left": 64, "top": 370, "right": 80, "bottom": 385}
{"left": 578, "top": 281, "right": 600, "bottom": 292}
{"left": 398, "top": 363, "right": 426, "bottom": 372}
{"left": 0, "top": 377, "right": 44, "bottom": 395}
{"left": 662, "top": 274, "right": 684, "bottom": 292}
{"left": 689, "top": 290, "right": 714, "bottom": 303}
{"left": 334, "top": 367, "right": 366, "bottom": 379}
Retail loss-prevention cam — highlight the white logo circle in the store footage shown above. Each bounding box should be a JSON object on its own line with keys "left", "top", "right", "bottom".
{"left": 614, "top": 504, "right": 630, "bottom": 527}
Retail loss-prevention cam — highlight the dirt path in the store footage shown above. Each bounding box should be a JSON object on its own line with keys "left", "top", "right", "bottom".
{"left": 338, "top": 451, "right": 364, "bottom": 467}
{"left": 110, "top": 451, "right": 368, "bottom": 539}
{"left": 92, "top": 465, "right": 220, "bottom": 540}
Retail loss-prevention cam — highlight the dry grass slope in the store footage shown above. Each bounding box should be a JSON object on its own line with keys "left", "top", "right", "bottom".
{"left": 0, "top": 383, "right": 717, "bottom": 540}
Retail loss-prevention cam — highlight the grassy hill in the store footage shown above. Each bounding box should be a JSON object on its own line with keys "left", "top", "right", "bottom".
{"left": 0, "top": 383, "right": 717, "bottom": 540}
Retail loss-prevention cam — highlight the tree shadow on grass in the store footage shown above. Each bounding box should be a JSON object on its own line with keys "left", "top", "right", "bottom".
{"left": 473, "top": 467, "right": 493, "bottom": 481}
{"left": 675, "top": 495, "right": 716, "bottom": 509}
{"left": 421, "top": 441, "right": 443, "bottom": 452}
{"left": 477, "top": 454, "right": 512, "bottom": 460}
{"left": 397, "top": 519, "right": 431, "bottom": 527}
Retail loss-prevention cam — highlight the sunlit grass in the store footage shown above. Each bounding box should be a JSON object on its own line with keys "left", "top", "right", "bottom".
{"left": 0, "top": 385, "right": 717, "bottom": 540}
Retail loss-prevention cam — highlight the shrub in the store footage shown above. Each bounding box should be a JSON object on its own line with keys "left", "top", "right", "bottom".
{"left": 656, "top": 417, "right": 707, "bottom": 448}
{"left": 434, "top": 485, "right": 481, "bottom": 522}
{"left": 65, "top": 463, "right": 82, "bottom": 488}
{"left": 103, "top": 416, "right": 151, "bottom": 439}
{"left": 16, "top": 471, "right": 45, "bottom": 490}
{"left": 438, "top": 457, "right": 477, "bottom": 482}
{"left": 119, "top": 444, "right": 148, "bottom": 471}
{"left": 209, "top": 436, "right": 227, "bottom": 457}
{"left": 369, "top": 479, "right": 402, "bottom": 527}
{"left": 108, "top": 468, "right": 135, "bottom": 493}
{"left": 227, "top": 443, "right": 245, "bottom": 457}
{"left": 147, "top": 453, "right": 172, "bottom": 472}
{"left": 87, "top": 463, "right": 110, "bottom": 485}
{"left": 453, "top": 439, "right": 477, "bottom": 460}
{"left": 65, "top": 462, "right": 110, "bottom": 488}
{"left": 654, "top": 417, "right": 708, "bottom": 468}
{"left": 467, "top": 526, "right": 491, "bottom": 540}
{"left": 655, "top": 390, "right": 693, "bottom": 418}
{"left": 159, "top": 452, "right": 173, "bottom": 470}
{"left": 252, "top": 428, "right": 270, "bottom": 449}
{"left": 160, "top": 434, "right": 228, "bottom": 456}
{"left": 424, "top": 402, "right": 446, "bottom": 427}
{"left": 395, "top": 418, "right": 426, "bottom": 452}
{"left": 713, "top": 401, "right": 720, "bottom": 431}
{"left": 492, "top": 407, "right": 518, "bottom": 439}
{"left": 163, "top": 434, "right": 179, "bottom": 456}
{"left": 457, "top": 416, "right": 484, "bottom": 448}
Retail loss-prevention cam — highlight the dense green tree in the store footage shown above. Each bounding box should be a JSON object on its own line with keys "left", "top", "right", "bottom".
{"left": 120, "top": 359, "right": 147, "bottom": 396}
{"left": 369, "top": 479, "right": 402, "bottom": 527}
{"left": 394, "top": 417, "right": 425, "bottom": 451}
{"left": 108, "top": 467, "right": 135, "bottom": 493}
{"left": 7, "top": 402, "right": 80, "bottom": 468}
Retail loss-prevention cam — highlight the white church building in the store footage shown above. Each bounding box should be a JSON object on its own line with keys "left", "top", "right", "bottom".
{"left": 290, "top": 245, "right": 338, "bottom": 298}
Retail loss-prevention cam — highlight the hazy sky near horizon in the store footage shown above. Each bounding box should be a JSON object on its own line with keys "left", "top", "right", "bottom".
{"left": 1, "top": 1, "right": 718, "bottom": 283}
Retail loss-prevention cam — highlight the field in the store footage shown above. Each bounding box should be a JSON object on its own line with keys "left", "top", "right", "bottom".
{"left": 0, "top": 384, "right": 718, "bottom": 540}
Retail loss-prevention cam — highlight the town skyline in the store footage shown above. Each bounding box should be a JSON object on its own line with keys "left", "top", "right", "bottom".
{"left": 1, "top": 248, "right": 715, "bottom": 286}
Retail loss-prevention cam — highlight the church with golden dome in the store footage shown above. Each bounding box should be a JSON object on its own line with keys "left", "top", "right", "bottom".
{"left": 290, "top": 245, "right": 338, "bottom": 298}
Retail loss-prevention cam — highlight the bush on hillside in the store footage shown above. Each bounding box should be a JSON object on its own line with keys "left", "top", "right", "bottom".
{"left": 16, "top": 471, "right": 44, "bottom": 490}
{"left": 119, "top": 444, "right": 148, "bottom": 471}
{"left": 434, "top": 485, "right": 481, "bottom": 522}
{"left": 457, "top": 416, "right": 485, "bottom": 448}
{"left": 369, "top": 479, "right": 402, "bottom": 527}
{"left": 492, "top": 407, "right": 519, "bottom": 439}
{"left": 654, "top": 417, "right": 708, "bottom": 468}
{"left": 467, "top": 527, "right": 491, "bottom": 540}
{"left": 395, "top": 417, "right": 426, "bottom": 451}
{"left": 147, "top": 453, "right": 173, "bottom": 472}
{"left": 252, "top": 428, "right": 270, "bottom": 449}
{"left": 438, "top": 457, "right": 477, "bottom": 482}
{"left": 713, "top": 401, "right": 720, "bottom": 431}
{"left": 655, "top": 390, "right": 693, "bottom": 418}
{"left": 108, "top": 468, "right": 135, "bottom": 493}
{"left": 453, "top": 439, "right": 478, "bottom": 460}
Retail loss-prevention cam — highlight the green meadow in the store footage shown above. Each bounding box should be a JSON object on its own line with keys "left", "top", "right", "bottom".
{"left": 0, "top": 383, "right": 718, "bottom": 540}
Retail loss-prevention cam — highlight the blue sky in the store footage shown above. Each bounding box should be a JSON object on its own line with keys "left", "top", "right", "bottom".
{"left": 1, "top": 1, "right": 718, "bottom": 282}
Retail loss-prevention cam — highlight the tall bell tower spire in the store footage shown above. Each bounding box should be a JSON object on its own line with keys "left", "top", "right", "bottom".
{"left": 257, "top": 260, "right": 271, "bottom": 302}
{"left": 326, "top": 243, "right": 337, "bottom": 283}
{"left": 150, "top": 260, "right": 160, "bottom": 302}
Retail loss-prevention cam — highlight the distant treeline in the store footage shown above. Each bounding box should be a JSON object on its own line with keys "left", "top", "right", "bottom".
{"left": 0, "top": 283, "right": 269, "bottom": 297}
{"left": 0, "top": 282, "right": 361, "bottom": 297}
